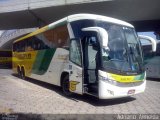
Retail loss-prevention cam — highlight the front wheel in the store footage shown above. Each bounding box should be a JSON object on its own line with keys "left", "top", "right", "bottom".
{"left": 21, "top": 67, "right": 26, "bottom": 80}
{"left": 62, "top": 75, "right": 72, "bottom": 96}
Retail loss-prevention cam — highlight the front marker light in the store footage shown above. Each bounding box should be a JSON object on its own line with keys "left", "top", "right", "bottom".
{"left": 99, "top": 75, "right": 117, "bottom": 85}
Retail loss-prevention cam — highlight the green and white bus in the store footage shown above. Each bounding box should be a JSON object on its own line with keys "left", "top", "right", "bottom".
{"left": 12, "top": 14, "right": 156, "bottom": 99}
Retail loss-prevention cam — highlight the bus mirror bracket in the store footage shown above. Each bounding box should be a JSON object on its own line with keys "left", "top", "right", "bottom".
{"left": 82, "top": 27, "right": 109, "bottom": 48}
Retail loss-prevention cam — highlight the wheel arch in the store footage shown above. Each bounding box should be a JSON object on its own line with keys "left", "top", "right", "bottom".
{"left": 17, "top": 65, "right": 21, "bottom": 72}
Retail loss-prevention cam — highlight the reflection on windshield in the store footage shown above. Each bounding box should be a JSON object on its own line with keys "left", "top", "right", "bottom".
{"left": 124, "top": 27, "right": 143, "bottom": 72}
{"left": 97, "top": 21, "right": 143, "bottom": 73}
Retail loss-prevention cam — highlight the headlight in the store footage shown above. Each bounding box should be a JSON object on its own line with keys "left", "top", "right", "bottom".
{"left": 99, "top": 75, "right": 117, "bottom": 85}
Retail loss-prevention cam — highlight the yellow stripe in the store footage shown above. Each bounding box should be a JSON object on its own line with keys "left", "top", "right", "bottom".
{"left": 108, "top": 73, "right": 141, "bottom": 83}
{"left": 0, "top": 57, "right": 12, "bottom": 62}
{"left": 14, "top": 26, "right": 48, "bottom": 43}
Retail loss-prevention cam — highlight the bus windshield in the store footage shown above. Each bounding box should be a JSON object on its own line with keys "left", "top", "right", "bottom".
{"left": 70, "top": 19, "right": 144, "bottom": 74}
{"left": 97, "top": 22, "right": 144, "bottom": 74}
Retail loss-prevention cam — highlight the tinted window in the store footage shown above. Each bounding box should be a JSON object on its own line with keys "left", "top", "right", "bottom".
{"left": 42, "top": 25, "right": 69, "bottom": 49}
{"left": 71, "top": 20, "right": 95, "bottom": 38}
{"left": 13, "top": 25, "right": 69, "bottom": 52}
{"left": 0, "top": 51, "right": 12, "bottom": 57}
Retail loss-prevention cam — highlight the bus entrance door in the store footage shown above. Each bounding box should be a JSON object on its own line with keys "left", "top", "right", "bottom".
{"left": 83, "top": 35, "right": 99, "bottom": 96}
{"left": 81, "top": 27, "right": 109, "bottom": 96}
{"left": 69, "top": 38, "right": 83, "bottom": 94}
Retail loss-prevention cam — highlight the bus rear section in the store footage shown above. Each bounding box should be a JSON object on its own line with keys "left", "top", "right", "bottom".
{"left": 0, "top": 50, "right": 12, "bottom": 69}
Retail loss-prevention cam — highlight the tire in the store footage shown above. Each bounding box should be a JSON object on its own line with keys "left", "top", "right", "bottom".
{"left": 21, "top": 67, "right": 25, "bottom": 80}
{"left": 62, "top": 75, "right": 72, "bottom": 96}
{"left": 17, "top": 67, "right": 21, "bottom": 78}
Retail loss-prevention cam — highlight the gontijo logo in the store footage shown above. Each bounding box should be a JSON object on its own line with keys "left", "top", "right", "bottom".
{"left": 69, "top": 81, "right": 80, "bottom": 91}
{"left": 108, "top": 73, "right": 145, "bottom": 83}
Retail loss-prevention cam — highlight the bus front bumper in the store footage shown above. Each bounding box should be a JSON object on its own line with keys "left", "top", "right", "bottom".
{"left": 98, "top": 79, "right": 146, "bottom": 99}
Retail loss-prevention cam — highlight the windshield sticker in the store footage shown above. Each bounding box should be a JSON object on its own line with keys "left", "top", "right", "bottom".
{"left": 108, "top": 73, "right": 145, "bottom": 83}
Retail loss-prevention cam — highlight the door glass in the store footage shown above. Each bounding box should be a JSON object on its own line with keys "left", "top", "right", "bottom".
{"left": 70, "top": 39, "right": 82, "bottom": 66}
{"left": 87, "top": 36, "right": 98, "bottom": 69}
{"left": 86, "top": 36, "right": 98, "bottom": 83}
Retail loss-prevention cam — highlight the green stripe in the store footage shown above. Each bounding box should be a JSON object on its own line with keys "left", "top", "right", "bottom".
{"left": 134, "top": 73, "right": 145, "bottom": 81}
{"left": 32, "top": 48, "right": 56, "bottom": 75}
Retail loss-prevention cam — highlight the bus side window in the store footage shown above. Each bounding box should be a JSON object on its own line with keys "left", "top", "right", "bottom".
{"left": 54, "top": 25, "right": 69, "bottom": 49}
{"left": 24, "top": 39, "right": 28, "bottom": 51}
{"left": 17, "top": 42, "right": 21, "bottom": 52}
{"left": 41, "top": 29, "right": 53, "bottom": 49}
{"left": 21, "top": 41, "right": 25, "bottom": 52}
{"left": 37, "top": 41, "right": 42, "bottom": 50}
{"left": 37, "top": 33, "right": 51, "bottom": 50}
{"left": 32, "top": 37, "right": 39, "bottom": 50}
{"left": 26, "top": 38, "right": 34, "bottom": 51}
{"left": 13, "top": 43, "right": 17, "bottom": 52}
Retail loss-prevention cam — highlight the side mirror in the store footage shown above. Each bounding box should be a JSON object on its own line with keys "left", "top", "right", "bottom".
{"left": 138, "top": 35, "right": 157, "bottom": 52}
{"left": 82, "top": 27, "right": 109, "bottom": 48}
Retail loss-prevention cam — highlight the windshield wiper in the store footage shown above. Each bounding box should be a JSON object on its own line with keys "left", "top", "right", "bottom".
{"left": 129, "top": 45, "right": 142, "bottom": 72}
{"left": 119, "top": 47, "right": 129, "bottom": 72}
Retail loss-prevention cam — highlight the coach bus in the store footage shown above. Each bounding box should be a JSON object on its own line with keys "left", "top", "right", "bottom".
{"left": 0, "top": 50, "right": 12, "bottom": 68}
{"left": 139, "top": 35, "right": 160, "bottom": 79}
{"left": 12, "top": 14, "right": 156, "bottom": 99}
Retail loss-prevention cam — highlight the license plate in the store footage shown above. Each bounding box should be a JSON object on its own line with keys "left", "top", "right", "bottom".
{"left": 128, "top": 89, "right": 135, "bottom": 95}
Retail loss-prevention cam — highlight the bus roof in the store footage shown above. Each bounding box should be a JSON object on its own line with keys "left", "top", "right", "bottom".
{"left": 68, "top": 14, "right": 133, "bottom": 27}
{"left": 14, "top": 13, "right": 134, "bottom": 43}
